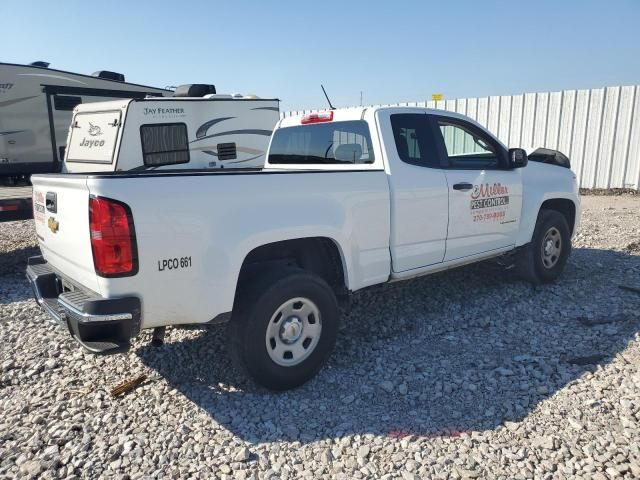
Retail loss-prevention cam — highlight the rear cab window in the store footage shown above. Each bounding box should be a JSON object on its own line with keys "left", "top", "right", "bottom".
{"left": 390, "top": 113, "right": 441, "bottom": 168}
{"left": 268, "top": 120, "right": 375, "bottom": 165}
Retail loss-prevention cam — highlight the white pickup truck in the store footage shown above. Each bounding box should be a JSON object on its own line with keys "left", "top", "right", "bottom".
{"left": 27, "top": 106, "right": 580, "bottom": 390}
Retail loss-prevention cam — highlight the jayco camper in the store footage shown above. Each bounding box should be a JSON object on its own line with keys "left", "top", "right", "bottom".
{"left": 0, "top": 62, "right": 169, "bottom": 179}
{"left": 63, "top": 85, "right": 279, "bottom": 172}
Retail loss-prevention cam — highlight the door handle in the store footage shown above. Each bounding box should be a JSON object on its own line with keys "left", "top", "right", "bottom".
{"left": 452, "top": 182, "right": 473, "bottom": 191}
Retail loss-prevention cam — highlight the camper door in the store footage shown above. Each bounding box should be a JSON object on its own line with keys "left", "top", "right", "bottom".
{"left": 66, "top": 110, "right": 121, "bottom": 164}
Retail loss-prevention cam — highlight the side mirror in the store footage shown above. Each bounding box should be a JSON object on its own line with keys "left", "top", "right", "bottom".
{"left": 509, "top": 148, "right": 528, "bottom": 168}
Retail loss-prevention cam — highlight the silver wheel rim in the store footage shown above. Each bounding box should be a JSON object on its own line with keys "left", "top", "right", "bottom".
{"left": 541, "top": 227, "right": 562, "bottom": 269}
{"left": 265, "top": 297, "right": 322, "bottom": 367}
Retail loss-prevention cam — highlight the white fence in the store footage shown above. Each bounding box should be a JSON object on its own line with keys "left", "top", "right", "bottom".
{"left": 282, "top": 85, "right": 640, "bottom": 189}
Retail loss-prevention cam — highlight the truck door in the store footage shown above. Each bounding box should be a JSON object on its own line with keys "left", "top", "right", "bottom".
{"left": 377, "top": 110, "right": 449, "bottom": 272}
{"left": 430, "top": 115, "right": 523, "bottom": 262}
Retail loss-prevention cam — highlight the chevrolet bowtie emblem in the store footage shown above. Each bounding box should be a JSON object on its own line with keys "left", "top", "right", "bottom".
{"left": 48, "top": 216, "right": 59, "bottom": 233}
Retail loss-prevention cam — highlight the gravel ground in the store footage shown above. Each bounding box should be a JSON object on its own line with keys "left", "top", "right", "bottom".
{"left": 1, "top": 195, "right": 639, "bottom": 480}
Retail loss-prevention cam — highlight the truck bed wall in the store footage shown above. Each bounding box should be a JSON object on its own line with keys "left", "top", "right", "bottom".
{"left": 87, "top": 170, "right": 391, "bottom": 329}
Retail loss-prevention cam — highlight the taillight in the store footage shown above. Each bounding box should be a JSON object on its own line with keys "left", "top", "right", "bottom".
{"left": 301, "top": 111, "right": 333, "bottom": 124}
{"left": 89, "top": 196, "right": 137, "bottom": 277}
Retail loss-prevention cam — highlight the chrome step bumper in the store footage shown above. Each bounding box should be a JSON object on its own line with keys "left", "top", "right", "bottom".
{"left": 26, "top": 256, "right": 141, "bottom": 353}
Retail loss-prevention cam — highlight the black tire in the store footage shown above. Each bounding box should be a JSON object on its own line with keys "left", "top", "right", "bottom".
{"left": 517, "top": 209, "right": 572, "bottom": 284}
{"left": 227, "top": 267, "right": 339, "bottom": 390}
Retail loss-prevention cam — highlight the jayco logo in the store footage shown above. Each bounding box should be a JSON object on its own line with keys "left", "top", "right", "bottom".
{"left": 79, "top": 138, "right": 105, "bottom": 148}
{"left": 0, "top": 83, "right": 13, "bottom": 94}
{"left": 88, "top": 122, "right": 102, "bottom": 136}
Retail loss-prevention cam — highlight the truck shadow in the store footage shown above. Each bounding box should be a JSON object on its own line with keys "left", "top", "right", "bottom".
{"left": 136, "top": 247, "right": 640, "bottom": 444}
{"left": 0, "top": 244, "right": 39, "bottom": 277}
{"left": 0, "top": 245, "right": 40, "bottom": 303}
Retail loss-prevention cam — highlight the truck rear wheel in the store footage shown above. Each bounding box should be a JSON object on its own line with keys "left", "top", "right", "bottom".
{"left": 517, "top": 209, "right": 571, "bottom": 284}
{"left": 228, "top": 267, "right": 339, "bottom": 390}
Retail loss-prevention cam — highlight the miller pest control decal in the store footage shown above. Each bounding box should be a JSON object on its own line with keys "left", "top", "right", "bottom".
{"left": 470, "top": 183, "right": 509, "bottom": 222}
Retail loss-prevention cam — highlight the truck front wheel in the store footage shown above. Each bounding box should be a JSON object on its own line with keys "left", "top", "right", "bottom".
{"left": 228, "top": 267, "right": 339, "bottom": 390}
{"left": 517, "top": 209, "right": 571, "bottom": 284}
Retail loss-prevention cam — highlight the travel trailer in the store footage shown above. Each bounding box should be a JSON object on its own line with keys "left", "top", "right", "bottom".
{"left": 0, "top": 62, "right": 170, "bottom": 179}
{"left": 63, "top": 88, "right": 280, "bottom": 172}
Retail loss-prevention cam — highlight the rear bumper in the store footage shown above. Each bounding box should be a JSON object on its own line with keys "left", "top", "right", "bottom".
{"left": 26, "top": 256, "right": 141, "bottom": 353}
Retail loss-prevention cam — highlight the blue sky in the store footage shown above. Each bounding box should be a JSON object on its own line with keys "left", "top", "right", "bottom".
{"left": 2, "top": 0, "right": 639, "bottom": 111}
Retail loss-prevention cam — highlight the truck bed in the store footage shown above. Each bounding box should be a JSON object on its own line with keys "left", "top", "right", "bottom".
{"left": 30, "top": 167, "right": 391, "bottom": 329}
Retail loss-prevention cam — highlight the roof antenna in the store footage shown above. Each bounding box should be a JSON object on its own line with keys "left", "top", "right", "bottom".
{"left": 321, "top": 84, "right": 335, "bottom": 110}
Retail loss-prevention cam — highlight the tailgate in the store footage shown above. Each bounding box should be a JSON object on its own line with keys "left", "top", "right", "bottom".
{"left": 31, "top": 175, "right": 102, "bottom": 295}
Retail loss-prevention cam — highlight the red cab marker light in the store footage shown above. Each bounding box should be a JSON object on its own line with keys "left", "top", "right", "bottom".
{"left": 301, "top": 111, "right": 333, "bottom": 124}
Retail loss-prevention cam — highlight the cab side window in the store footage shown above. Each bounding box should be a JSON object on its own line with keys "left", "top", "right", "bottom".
{"left": 436, "top": 120, "right": 502, "bottom": 169}
{"left": 390, "top": 114, "right": 439, "bottom": 168}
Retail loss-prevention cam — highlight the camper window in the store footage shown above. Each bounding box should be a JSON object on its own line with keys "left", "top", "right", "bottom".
{"left": 54, "top": 95, "right": 82, "bottom": 111}
{"left": 140, "top": 123, "right": 190, "bottom": 167}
